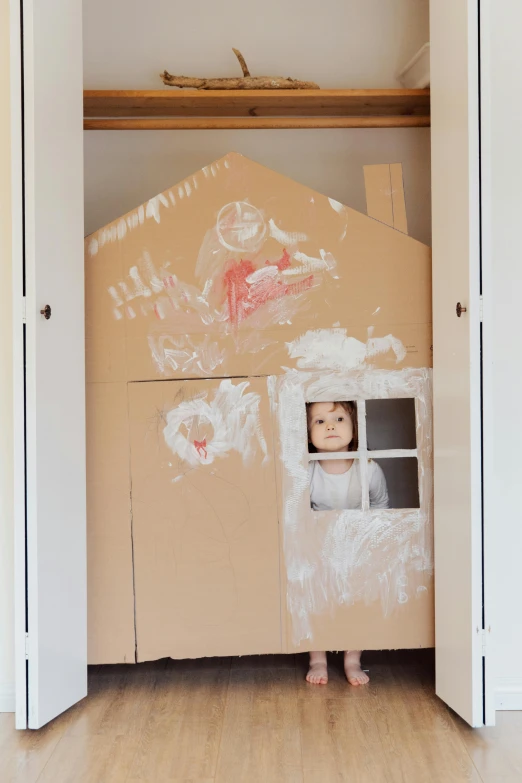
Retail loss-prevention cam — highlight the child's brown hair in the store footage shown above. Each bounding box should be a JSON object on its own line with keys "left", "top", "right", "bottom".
{"left": 306, "top": 401, "right": 359, "bottom": 452}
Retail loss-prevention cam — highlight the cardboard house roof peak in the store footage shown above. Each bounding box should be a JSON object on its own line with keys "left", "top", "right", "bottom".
{"left": 85, "top": 151, "right": 432, "bottom": 386}
{"left": 87, "top": 151, "right": 424, "bottom": 254}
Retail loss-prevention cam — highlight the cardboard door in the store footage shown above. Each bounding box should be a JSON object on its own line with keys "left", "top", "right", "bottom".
{"left": 431, "top": 0, "right": 488, "bottom": 727}
{"left": 13, "top": 0, "right": 87, "bottom": 728}
{"left": 128, "top": 377, "right": 282, "bottom": 660}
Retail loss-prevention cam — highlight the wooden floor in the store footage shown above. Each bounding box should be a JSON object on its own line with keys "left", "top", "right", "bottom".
{"left": 1, "top": 650, "right": 521, "bottom": 782}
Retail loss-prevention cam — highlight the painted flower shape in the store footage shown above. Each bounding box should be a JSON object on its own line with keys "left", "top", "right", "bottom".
{"left": 163, "top": 379, "right": 268, "bottom": 466}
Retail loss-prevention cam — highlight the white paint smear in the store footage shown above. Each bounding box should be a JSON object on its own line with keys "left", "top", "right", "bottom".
{"left": 245, "top": 266, "right": 279, "bottom": 285}
{"left": 286, "top": 328, "right": 407, "bottom": 370}
{"left": 87, "top": 193, "right": 168, "bottom": 256}
{"left": 148, "top": 334, "right": 225, "bottom": 376}
{"left": 268, "top": 218, "right": 308, "bottom": 246}
{"left": 129, "top": 266, "right": 152, "bottom": 298}
{"left": 108, "top": 286, "right": 123, "bottom": 307}
{"left": 163, "top": 379, "right": 268, "bottom": 466}
{"left": 117, "top": 219, "right": 127, "bottom": 241}
{"left": 367, "top": 335, "right": 407, "bottom": 363}
{"left": 328, "top": 197, "right": 345, "bottom": 214}
{"left": 283, "top": 249, "right": 336, "bottom": 277}
{"left": 146, "top": 195, "right": 168, "bottom": 223}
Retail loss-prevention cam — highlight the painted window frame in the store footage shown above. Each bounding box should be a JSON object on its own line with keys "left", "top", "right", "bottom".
{"left": 308, "top": 397, "right": 419, "bottom": 511}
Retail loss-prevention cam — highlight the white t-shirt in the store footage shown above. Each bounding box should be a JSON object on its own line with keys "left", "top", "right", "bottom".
{"left": 309, "top": 460, "right": 389, "bottom": 511}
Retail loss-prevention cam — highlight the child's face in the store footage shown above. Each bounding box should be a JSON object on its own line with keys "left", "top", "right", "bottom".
{"left": 308, "top": 402, "right": 354, "bottom": 452}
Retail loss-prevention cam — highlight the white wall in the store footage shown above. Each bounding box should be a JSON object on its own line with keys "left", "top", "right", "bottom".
{"left": 83, "top": 0, "right": 431, "bottom": 242}
{"left": 83, "top": 0, "right": 429, "bottom": 91}
{"left": 482, "top": 0, "right": 522, "bottom": 710}
{"left": 0, "top": 0, "right": 15, "bottom": 713}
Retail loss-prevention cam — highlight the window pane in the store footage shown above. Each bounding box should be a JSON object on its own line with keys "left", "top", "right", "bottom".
{"left": 370, "top": 457, "right": 420, "bottom": 509}
{"left": 366, "top": 398, "right": 417, "bottom": 451}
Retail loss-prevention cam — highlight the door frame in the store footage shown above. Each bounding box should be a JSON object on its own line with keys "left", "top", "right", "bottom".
{"left": 7, "top": 0, "right": 494, "bottom": 729}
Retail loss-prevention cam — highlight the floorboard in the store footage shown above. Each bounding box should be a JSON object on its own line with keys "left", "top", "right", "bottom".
{"left": 0, "top": 651, "right": 519, "bottom": 782}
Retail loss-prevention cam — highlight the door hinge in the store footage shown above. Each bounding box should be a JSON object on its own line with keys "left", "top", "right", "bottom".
{"left": 479, "top": 295, "right": 483, "bottom": 323}
{"left": 479, "top": 626, "right": 490, "bottom": 656}
{"left": 22, "top": 296, "right": 26, "bottom": 324}
{"left": 25, "top": 632, "right": 30, "bottom": 660}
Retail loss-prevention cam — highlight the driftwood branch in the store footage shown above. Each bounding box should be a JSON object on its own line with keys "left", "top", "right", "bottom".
{"left": 160, "top": 48, "right": 319, "bottom": 90}
{"left": 232, "top": 48, "right": 250, "bottom": 77}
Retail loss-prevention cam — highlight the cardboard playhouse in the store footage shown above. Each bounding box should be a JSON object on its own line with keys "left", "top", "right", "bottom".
{"left": 85, "top": 153, "right": 433, "bottom": 664}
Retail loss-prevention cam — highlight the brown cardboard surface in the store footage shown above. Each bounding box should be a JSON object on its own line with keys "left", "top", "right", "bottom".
{"left": 128, "top": 376, "right": 282, "bottom": 660}
{"left": 85, "top": 153, "right": 433, "bottom": 662}
{"left": 364, "top": 164, "right": 394, "bottom": 228}
{"left": 364, "top": 163, "right": 409, "bottom": 235}
{"left": 86, "top": 382, "right": 135, "bottom": 663}
{"left": 390, "top": 162, "right": 409, "bottom": 235}
{"left": 290, "top": 592, "right": 434, "bottom": 652}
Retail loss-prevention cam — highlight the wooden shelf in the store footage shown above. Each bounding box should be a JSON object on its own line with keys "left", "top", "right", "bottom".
{"left": 83, "top": 89, "right": 430, "bottom": 130}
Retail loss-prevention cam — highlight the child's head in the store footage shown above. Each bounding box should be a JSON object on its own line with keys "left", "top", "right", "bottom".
{"left": 306, "top": 401, "right": 358, "bottom": 453}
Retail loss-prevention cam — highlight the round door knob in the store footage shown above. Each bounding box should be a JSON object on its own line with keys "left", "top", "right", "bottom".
{"left": 456, "top": 302, "right": 467, "bottom": 318}
{"left": 40, "top": 305, "right": 52, "bottom": 320}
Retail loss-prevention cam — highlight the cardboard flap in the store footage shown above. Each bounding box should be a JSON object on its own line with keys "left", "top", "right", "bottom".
{"left": 364, "top": 163, "right": 409, "bottom": 235}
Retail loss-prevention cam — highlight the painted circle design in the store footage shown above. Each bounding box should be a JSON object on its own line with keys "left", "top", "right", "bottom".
{"left": 216, "top": 201, "right": 267, "bottom": 253}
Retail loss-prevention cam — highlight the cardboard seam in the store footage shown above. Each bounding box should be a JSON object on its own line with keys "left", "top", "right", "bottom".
{"left": 388, "top": 165, "right": 396, "bottom": 230}
{"left": 127, "top": 374, "right": 273, "bottom": 385}
{"left": 126, "top": 380, "right": 139, "bottom": 663}
{"left": 267, "top": 376, "right": 286, "bottom": 654}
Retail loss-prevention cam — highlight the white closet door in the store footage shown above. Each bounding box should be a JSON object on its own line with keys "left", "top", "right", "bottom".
{"left": 14, "top": 0, "right": 86, "bottom": 728}
{"left": 430, "top": 0, "right": 489, "bottom": 727}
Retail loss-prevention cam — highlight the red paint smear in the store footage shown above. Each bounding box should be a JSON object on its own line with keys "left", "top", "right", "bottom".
{"left": 266, "top": 248, "right": 291, "bottom": 271}
{"left": 194, "top": 438, "right": 207, "bottom": 459}
{"left": 223, "top": 253, "right": 313, "bottom": 327}
{"left": 153, "top": 304, "right": 161, "bottom": 320}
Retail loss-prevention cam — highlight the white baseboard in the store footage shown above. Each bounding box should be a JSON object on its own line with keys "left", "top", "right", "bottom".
{"left": 495, "top": 678, "right": 522, "bottom": 710}
{"left": 0, "top": 682, "right": 15, "bottom": 713}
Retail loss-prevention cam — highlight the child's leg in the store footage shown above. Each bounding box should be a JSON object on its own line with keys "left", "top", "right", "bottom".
{"left": 306, "top": 651, "right": 328, "bottom": 685}
{"left": 344, "top": 650, "right": 369, "bottom": 686}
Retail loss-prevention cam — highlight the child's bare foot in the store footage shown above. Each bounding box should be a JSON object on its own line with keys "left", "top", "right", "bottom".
{"left": 344, "top": 650, "right": 369, "bottom": 686}
{"left": 306, "top": 651, "right": 328, "bottom": 685}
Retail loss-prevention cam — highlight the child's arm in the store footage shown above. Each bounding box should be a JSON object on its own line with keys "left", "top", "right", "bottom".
{"left": 368, "top": 461, "right": 389, "bottom": 509}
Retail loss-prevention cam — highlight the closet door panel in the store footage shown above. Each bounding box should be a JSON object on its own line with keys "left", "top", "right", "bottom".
{"left": 17, "top": 0, "right": 87, "bottom": 728}
{"left": 431, "top": 0, "right": 486, "bottom": 726}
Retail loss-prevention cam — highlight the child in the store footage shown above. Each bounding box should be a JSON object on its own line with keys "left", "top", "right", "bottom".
{"left": 306, "top": 400, "right": 389, "bottom": 686}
